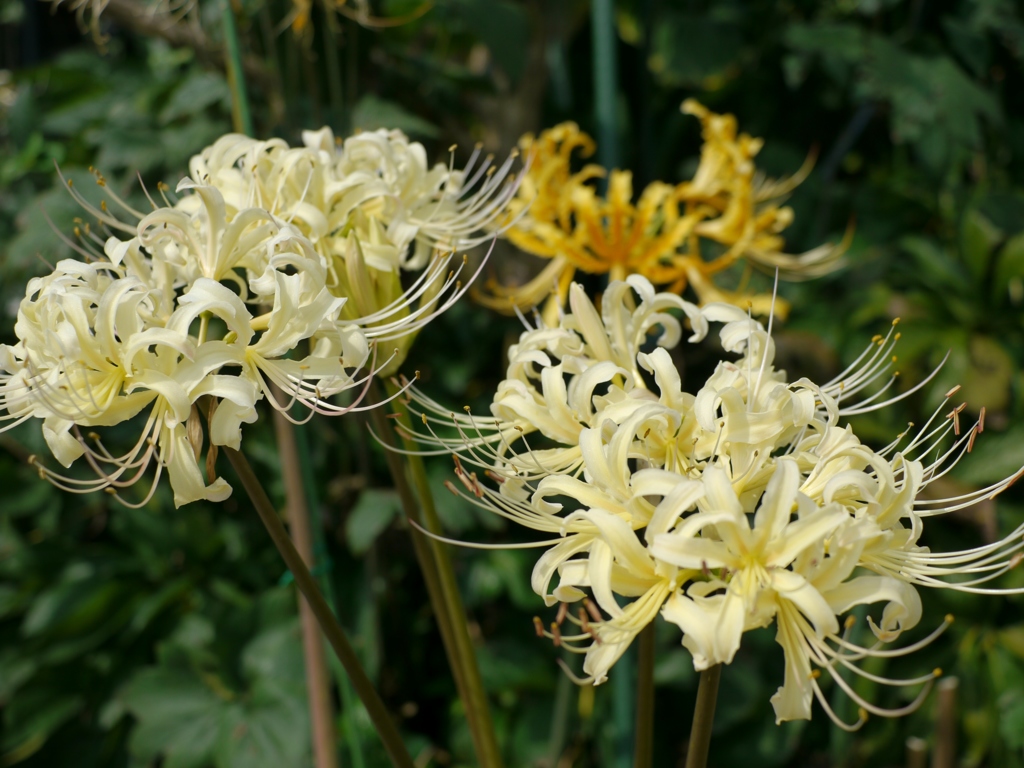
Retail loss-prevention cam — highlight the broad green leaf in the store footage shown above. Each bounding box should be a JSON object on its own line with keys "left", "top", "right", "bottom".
{"left": 40, "top": 88, "right": 118, "bottom": 137}
{"left": 21, "top": 572, "right": 131, "bottom": 639}
{"left": 345, "top": 488, "right": 400, "bottom": 555}
{"left": 121, "top": 668, "right": 225, "bottom": 768}
{"left": 898, "top": 235, "right": 965, "bottom": 292}
{"left": 127, "top": 578, "right": 193, "bottom": 636}
{"left": 154, "top": 615, "right": 216, "bottom": 670}
{"left": 214, "top": 679, "right": 309, "bottom": 768}
{"left": 160, "top": 72, "right": 230, "bottom": 124}
{"left": 5, "top": 169, "right": 99, "bottom": 276}
{"left": 241, "top": 622, "right": 306, "bottom": 686}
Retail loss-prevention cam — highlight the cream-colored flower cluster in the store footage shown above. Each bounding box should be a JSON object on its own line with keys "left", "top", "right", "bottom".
{"left": 406, "top": 276, "right": 1023, "bottom": 727}
{"left": 0, "top": 128, "right": 517, "bottom": 506}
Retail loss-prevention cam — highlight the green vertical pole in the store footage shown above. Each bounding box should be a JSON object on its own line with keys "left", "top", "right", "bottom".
{"left": 222, "top": 0, "right": 254, "bottom": 136}
{"left": 591, "top": 0, "right": 620, "bottom": 174}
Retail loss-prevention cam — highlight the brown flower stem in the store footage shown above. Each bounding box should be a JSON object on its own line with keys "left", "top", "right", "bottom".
{"left": 374, "top": 380, "right": 505, "bottom": 768}
{"left": 272, "top": 411, "right": 339, "bottom": 768}
{"left": 633, "top": 624, "right": 656, "bottom": 768}
{"left": 224, "top": 447, "right": 414, "bottom": 768}
{"left": 685, "top": 665, "right": 722, "bottom": 768}
{"left": 906, "top": 736, "right": 928, "bottom": 768}
{"left": 932, "top": 677, "right": 959, "bottom": 768}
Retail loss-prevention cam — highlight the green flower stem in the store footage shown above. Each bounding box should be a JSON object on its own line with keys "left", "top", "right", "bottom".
{"left": 590, "top": 0, "right": 620, "bottom": 174}
{"left": 365, "top": 395, "right": 470, "bottom": 705}
{"left": 320, "top": 6, "right": 345, "bottom": 126}
{"left": 272, "top": 411, "right": 340, "bottom": 768}
{"left": 633, "top": 624, "right": 656, "bottom": 768}
{"left": 546, "top": 654, "right": 574, "bottom": 764}
{"left": 611, "top": 648, "right": 636, "bottom": 768}
{"left": 369, "top": 383, "right": 505, "bottom": 768}
{"left": 685, "top": 665, "right": 722, "bottom": 768}
{"left": 224, "top": 446, "right": 415, "bottom": 768}
{"left": 221, "top": 0, "right": 254, "bottom": 135}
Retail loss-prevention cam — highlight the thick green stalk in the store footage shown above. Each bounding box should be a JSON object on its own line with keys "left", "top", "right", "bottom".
{"left": 685, "top": 665, "right": 722, "bottom": 768}
{"left": 546, "top": 655, "right": 574, "bottom": 765}
{"left": 365, "top": 401, "right": 471, "bottom": 706}
{"left": 221, "top": 0, "right": 254, "bottom": 135}
{"left": 369, "top": 386, "right": 504, "bottom": 768}
{"left": 225, "top": 447, "right": 414, "bottom": 768}
{"left": 611, "top": 644, "right": 635, "bottom": 767}
{"left": 320, "top": 5, "right": 345, "bottom": 126}
{"left": 633, "top": 624, "right": 656, "bottom": 768}
{"left": 590, "top": 0, "right": 620, "bottom": 173}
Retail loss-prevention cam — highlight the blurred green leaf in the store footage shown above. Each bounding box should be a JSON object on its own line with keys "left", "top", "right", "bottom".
{"left": 345, "top": 488, "right": 400, "bottom": 555}
{"left": 127, "top": 577, "right": 193, "bottom": 636}
{"left": 0, "top": 690, "right": 82, "bottom": 761}
{"left": 960, "top": 334, "right": 1014, "bottom": 413}
{"left": 352, "top": 95, "right": 439, "bottom": 139}
{"left": 0, "top": 649, "right": 36, "bottom": 701}
{"left": 961, "top": 209, "right": 1002, "bottom": 286}
{"left": 899, "top": 236, "right": 966, "bottom": 293}
{"left": 956, "top": 424, "right": 1024, "bottom": 485}
{"left": 449, "top": 0, "right": 529, "bottom": 82}
{"left": 121, "top": 668, "right": 224, "bottom": 768}
{"left": 649, "top": 12, "right": 743, "bottom": 89}
{"left": 995, "top": 232, "right": 1024, "bottom": 304}
{"left": 160, "top": 71, "right": 230, "bottom": 124}
{"left": 6, "top": 168, "right": 98, "bottom": 275}
{"left": 22, "top": 570, "right": 131, "bottom": 639}
{"left": 214, "top": 679, "right": 309, "bottom": 768}
{"left": 241, "top": 622, "right": 305, "bottom": 685}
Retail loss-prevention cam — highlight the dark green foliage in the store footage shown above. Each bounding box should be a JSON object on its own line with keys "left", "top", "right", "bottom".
{"left": 3, "top": 0, "right": 1024, "bottom": 766}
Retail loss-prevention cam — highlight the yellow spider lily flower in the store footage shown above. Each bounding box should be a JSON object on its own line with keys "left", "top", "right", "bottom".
{"left": 481, "top": 102, "right": 848, "bottom": 323}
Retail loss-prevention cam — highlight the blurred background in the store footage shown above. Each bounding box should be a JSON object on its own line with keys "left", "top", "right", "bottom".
{"left": 2, "top": 0, "right": 1024, "bottom": 766}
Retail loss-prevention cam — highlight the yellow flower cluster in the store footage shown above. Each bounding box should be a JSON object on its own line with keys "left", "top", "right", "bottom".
{"left": 480, "top": 100, "right": 848, "bottom": 322}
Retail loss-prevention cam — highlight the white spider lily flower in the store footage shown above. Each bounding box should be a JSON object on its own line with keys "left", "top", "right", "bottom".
{"left": 400, "top": 275, "right": 705, "bottom": 482}
{"left": 2, "top": 200, "right": 376, "bottom": 506}
{"left": 60, "top": 125, "right": 521, "bottom": 385}
{"left": 398, "top": 274, "right": 1024, "bottom": 729}
{"left": 186, "top": 126, "right": 523, "bottom": 271}
{"left": 653, "top": 461, "right": 937, "bottom": 727}
{"left": 0, "top": 260, "right": 232, "bottom": 506}
{"left": 331, "top": 127, "right": 524, "bottom": 267}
